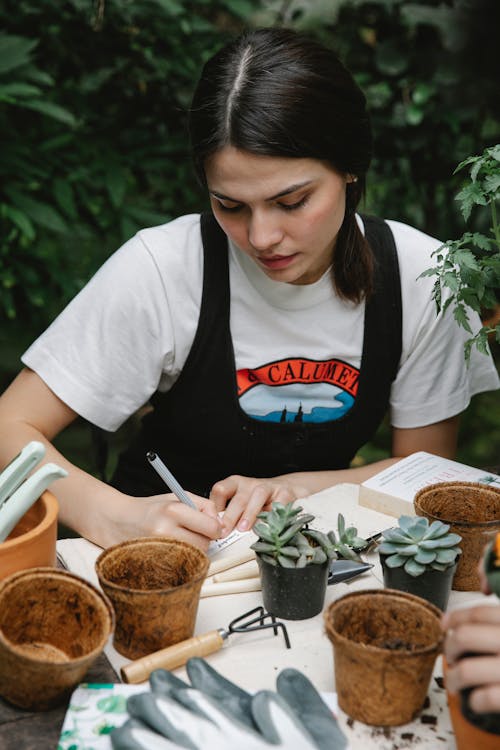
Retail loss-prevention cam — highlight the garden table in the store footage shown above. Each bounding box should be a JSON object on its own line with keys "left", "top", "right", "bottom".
{"left": 0, "top": 483, "right": 491, "bottom": 749}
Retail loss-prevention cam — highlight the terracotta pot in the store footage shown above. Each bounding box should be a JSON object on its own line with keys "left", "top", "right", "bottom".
{"left": 0, "top": 490, "right": 58, "bottom": 580}
{"left": 324, "top": 588, "right": 443, "bottom": 726}
{"left": 95, "top": 537, "right": 209, "bottom": 660}
{"left": 0, "top": 567, "right": 114, "bottom": 710}
{"left": 414, "top": 482, "right": 500, "bottom": 591}
{"left": 443, "top": 658, "right": 500, "bottom": 748}
{"left": 257, "top": 556, "right": 329, "bottom": 620}
{"left": 380, "top": 553, "right": 456, "bottom": 611}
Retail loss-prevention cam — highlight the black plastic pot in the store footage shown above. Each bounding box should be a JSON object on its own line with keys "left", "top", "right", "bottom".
{"left": 379, "top": 554, "right": 456, "bottom": 611}
{"left": 257, "top": 557, "right": 329, "bottom": 620}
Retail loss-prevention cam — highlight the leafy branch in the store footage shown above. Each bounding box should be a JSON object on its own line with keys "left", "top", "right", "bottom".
{"left": 420, "top": 144, "right": 500, "bottom": 358}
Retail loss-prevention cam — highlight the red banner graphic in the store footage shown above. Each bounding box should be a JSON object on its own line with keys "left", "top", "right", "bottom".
{"left": 237, "top": 357, "right": 359, "bottom": 398}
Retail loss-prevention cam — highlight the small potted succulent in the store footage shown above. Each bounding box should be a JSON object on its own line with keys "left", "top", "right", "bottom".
{"left": 378, "top": 515, "right": 462, "bottom": 610}
{"left": 250, "top": 502, "right": 337, "bottom": 620}
{"left": 317, "top": 512, "right": 370, "bottom": 562}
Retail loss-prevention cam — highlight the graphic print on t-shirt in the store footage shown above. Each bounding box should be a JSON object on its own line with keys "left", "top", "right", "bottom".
{"left": 237, "top": 357, "right": 359, "bottom": 423}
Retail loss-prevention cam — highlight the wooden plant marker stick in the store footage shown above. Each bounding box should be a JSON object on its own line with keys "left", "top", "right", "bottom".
{"left": 212, "top": 560, "right": 259, "bottom": 583}
{"left": 207, "top": 549, "right": 255, "bottom": 577}
{"left": 200, "top": 577, "right": 261, "bottom": 598}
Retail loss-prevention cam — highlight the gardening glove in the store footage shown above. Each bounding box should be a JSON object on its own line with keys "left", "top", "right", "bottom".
{"left": 111, "top": 657, "right": 348, "bottom": 750}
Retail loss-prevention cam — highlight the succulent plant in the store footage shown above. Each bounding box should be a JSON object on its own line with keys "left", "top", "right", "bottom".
{"left": 378, "top": 515, "right": 462, "bottom": 577}
{"left": 304, "top": 513, "right": 368, "bottom": 562}
{"left": 250, "top": 502, "right": 337, "bottom": 568}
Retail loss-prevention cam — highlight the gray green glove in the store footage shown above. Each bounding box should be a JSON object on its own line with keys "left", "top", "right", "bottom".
{"left": 111, "top": 657, "right": 348, "bottom": 750}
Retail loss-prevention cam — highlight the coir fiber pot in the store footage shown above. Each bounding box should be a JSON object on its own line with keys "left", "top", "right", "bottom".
{"left": 0, "top": 490, "right": 58, "bottom": 580}
{"left": 324, "top": 588, "right": 443, "bottom": 726}
{"left": 257, "top": 556, "right": 329, "bottom": 620}
{"left": 0, "top": 567, "right": 114, "bottom": 710}
{"left": 95, "top": 537, "right": 209, "bottom": 660}
{"left": 380, "top": 553, "right": 456, "bottom": 611}
{"left": 414, "top": 482, "right": 500, "bottom": 591}
{"left": 443, "top": 658, "right": 500, "bottom": 749}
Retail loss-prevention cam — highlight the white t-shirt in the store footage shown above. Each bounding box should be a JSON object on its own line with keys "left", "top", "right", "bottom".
{"left": 22, "top": 214, "right": 499, "bottom": 432}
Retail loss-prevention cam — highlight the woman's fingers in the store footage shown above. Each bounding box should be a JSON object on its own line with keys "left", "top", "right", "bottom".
{"left": 445, "top": 622, "right": 500, "bottom": 664}
{"left": 209, "top": 475, "right": 298, "bottom": 536}
{"left": 445, "top": 655, "right": 500, "bottom": 694}
{"left": 443, "top": 603, "right": 500, "bottom": 713}
{"left": 468, "top": 683, "right": 500, "bottom": 714}
{"left": 209, "top": 472, "right": 307, "bottom": 539}
{"left": 442, "top": 604, "right": 500, "bottom": 633}
{"left": 209, "top": 477, "right": 240, "bottom": 512}
{"left": 140, "top": 495, "right": 222, "bottom": 549}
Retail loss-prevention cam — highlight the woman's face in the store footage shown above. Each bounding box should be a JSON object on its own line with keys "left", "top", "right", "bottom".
{"left": 205, "top": 146, "right": 353, "bottom": 285}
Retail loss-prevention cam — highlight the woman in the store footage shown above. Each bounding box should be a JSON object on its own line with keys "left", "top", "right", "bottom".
{"left": 0, "top": 28, "right": 498, "bottom": 551}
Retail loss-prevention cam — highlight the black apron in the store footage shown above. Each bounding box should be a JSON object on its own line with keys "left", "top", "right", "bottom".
{"left": 111, "top": 212, "right": 402, "bottom": 497}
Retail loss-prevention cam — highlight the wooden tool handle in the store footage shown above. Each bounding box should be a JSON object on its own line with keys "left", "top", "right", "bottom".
{"left": 120, "top": 630, "right": 224, "bottom": 684}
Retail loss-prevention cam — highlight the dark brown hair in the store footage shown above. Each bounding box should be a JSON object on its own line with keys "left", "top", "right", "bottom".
{"left": 189, "top": 27, "right": 374, "bottom": 301}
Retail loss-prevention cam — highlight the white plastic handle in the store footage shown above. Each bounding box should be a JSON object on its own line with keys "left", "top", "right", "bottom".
{"left": 0, "top": 441, "right": 46, "bottom": 508}
{"left": 0, "top": 462, "right": 67, "bottom": 542}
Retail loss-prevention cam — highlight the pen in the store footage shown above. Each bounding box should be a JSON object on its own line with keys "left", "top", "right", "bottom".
{"left": 146, "top": 451, "right": 197, "bottom": 510}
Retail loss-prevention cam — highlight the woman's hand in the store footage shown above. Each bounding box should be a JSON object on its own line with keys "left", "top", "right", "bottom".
{"left": 442, "top": 605, "right": 500, "bottom": 713}
{"left": 209, "top": 475, "right": 309, "bottom": 536}
{"left": 124, "top": 492, "right": 223, "bottom": 552}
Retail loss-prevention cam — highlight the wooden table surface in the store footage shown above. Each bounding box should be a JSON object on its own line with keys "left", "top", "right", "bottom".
{"left": 1, "top": 483, "right": 493, "bottom": 749}
{"left": 0, "top": 652, "right": 117, "bottom": 750}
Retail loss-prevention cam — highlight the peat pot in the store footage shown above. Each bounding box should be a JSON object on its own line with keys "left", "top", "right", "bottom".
{"left": 257, "top": 556, "right": 329, "bottom": 620}
{"left": 0, "top": 567, "right": 114, "bottom": 710}
{"left": 96, "top": 537, "right": 209, "bottom": 660}
{"left": 414, "top": 482, "right": 500, "bottom": 591}
{"left": 324, "top": 588, "right": 443, "bottom": 726}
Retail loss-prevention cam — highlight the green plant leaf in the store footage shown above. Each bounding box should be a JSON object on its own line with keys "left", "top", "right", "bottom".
{"left": 0, "top": 34, "right": 38, "bottom": 74}
{"left": 0, "top": 82, "right": 41, "bottom": 99}
{"left": 105, "top": 164, "right": 128, "bottom": 208}
{"left": 424, "top": 520, "right": 451, "bottom": 539}
{"left": 404, "top": 558, "right": 426, "bottom": 577}
{"left": 5, "top": 190, "right": 68, "bottom": 233}
{"left": 381, "top": 528, "right": 412, "bottom": 544}
{"left": 313, "top": 547, "right": 327, "bottom": 564}
{"left": 453, "top": 305, "right": 473, "bottom": 334}
{"left": 3, "top": 204, "right": 35, "bottom": 239}
{"left": 456, "top": 182, "right": 489, "bottom": 221}
{"left": 414, "top": 550, "right": 436, "bottom": 565}
{"left": 252, "top": 522, "right": 274, "bottom": 543}
{"left": 250, "top": 541, "right": 275, "bottom": 554}
{"left": 20, "top": 99, "right": 77, "bottom": 126}
{"left": 277, "top": 554, "right": 296, "bottom": 568}
{"left": 279, "top": 546, "right": 300, "bottom": 558}
{"left": 384, "top": 553, "right": 407, "bottom": 568}
{"left": 484, "top": 174, "right": 500, "bottom": 193}
{"left": 435, "top": 548, "right": 459, "bottom": 564}
{"left": 53, "top": 179, "right": 78, "bottom": 220}
{"left": 260, "top": 554, "right": 277, "bottom": 566}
